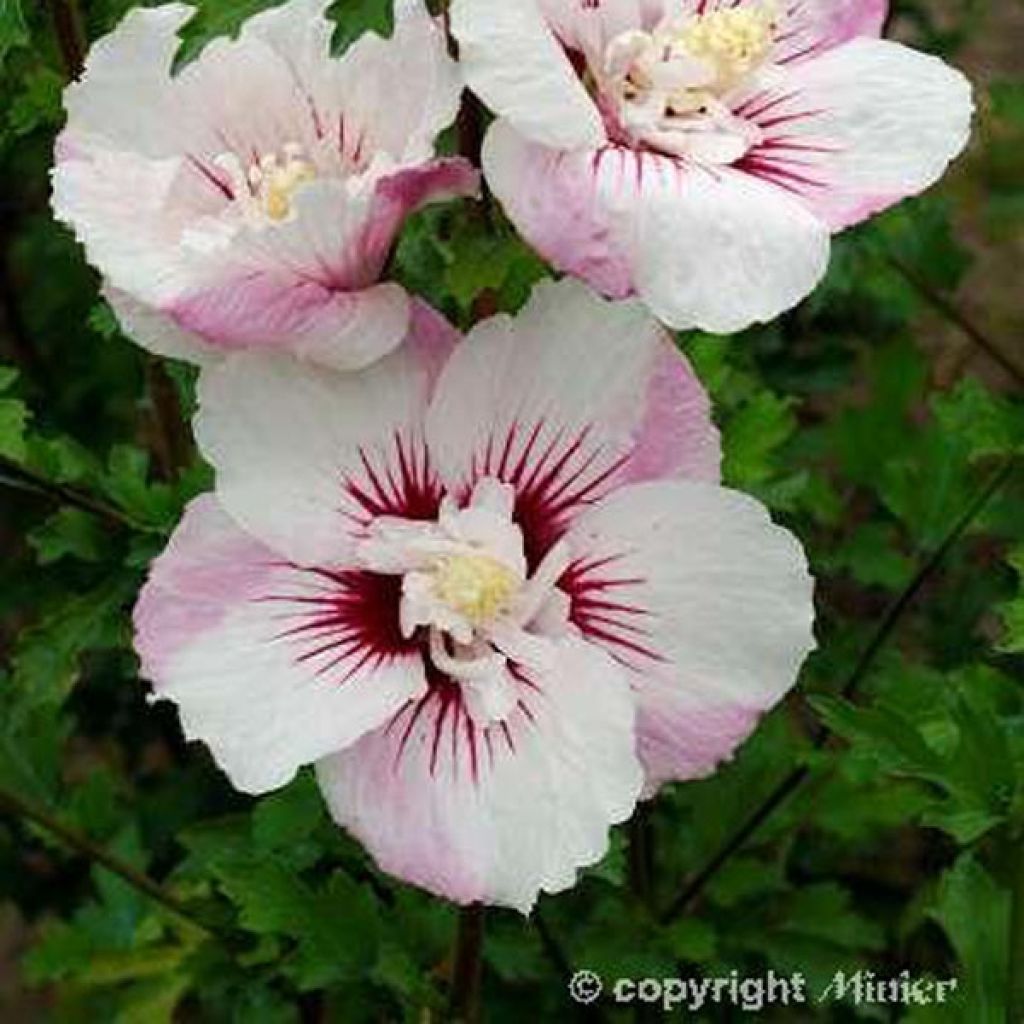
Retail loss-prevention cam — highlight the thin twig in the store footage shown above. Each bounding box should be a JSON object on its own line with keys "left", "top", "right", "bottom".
{"left": 627, "top": 803, "right": 655, "bottom": 911}
{"left": 0, "top": 786, "right": 213, "bottom": 937}
{"left": 448, "top": 904, "right": 485, "bottom": 1023}
{"left": 532, "top": 906, "right": 573, "bottom": 982}
{"left": 46, "top": 0, "right": 86, "bottom": 79}
{"left": 884, "top": 253, "right": 1024, "bottom": 389}
{"left": 145, "top": 359, "right": 191, "bottom": 481}
{"left": 0, "top": 454, "right": 142, "bottom": 531}
{"left": 659, "top": 456, "right": 1019, "bottom": 925}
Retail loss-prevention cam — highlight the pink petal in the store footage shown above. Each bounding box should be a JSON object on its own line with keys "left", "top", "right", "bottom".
{"left": 315, "top": 636, "right": 642, "bottom": 911}
{"left": 735, "top": 38, "right": 972, "bottom": 231}
{"left": 562, "top": 481, "right": 816, "bottom": 795}
{"left": 484, "top": 120, "right": 831, "bottom": 333}
{"left": 360, "top": 158, "right": 481, "bottom": 275}
{"left": 134, "top": 495, "right": 427, "bottom": 793}
{"left": 425, "top": 279, "right": 720, "bottom": 566}
{"left": 194, "top": 301, "right": 459, "bottom": 565}
{"left": 169, "top": 276, "right": 412, "bottom": 372}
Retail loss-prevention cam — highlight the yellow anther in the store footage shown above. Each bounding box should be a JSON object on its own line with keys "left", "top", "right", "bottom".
{"left": 676, "top": 3, "right": 777, "bottom": 85}
{"left": 434, "top": 554, "right": 519, "bottom": 625}
{"left": 260, "top": 155, "right": 316, "bottom": 221}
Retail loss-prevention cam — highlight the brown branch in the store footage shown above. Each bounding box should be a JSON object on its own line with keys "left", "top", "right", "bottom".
{"left": 144, "top": 359, "right": 191, "bottom": 480}
{"left": 46, "top": 0, "right": 86, "bottom": 79}
{"left": 0, "top": 786, "right": 213, "bottom": 938}
{"left": 0, "top": 454, "right": 144, "bottom": 531}
{"left": 448, "top": 904, "right": 485, "bottom": 1023}
{"left": 885, "top": 253, "right": 1024, "bottom": 390}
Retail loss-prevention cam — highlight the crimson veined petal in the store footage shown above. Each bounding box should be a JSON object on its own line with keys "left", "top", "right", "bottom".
{"left": 316, "top": 636, "right": 642, "bottom": 912}
{"left": 426, "top": 278, "right": 720, "bottom": 566}
{"left": 483, "top": 124, "right": 831, "bottom": 333}
{"left": 194, "top": 298, "right": 457, "bottom": 567}
{"left": 733, "top": 37, "right": 973, "bottom": 230}
{"left": 563, "top": 480, "right": 816, "bottom": 796}
{"left": 134, "top": 495, "right": 427, "bottom": 794}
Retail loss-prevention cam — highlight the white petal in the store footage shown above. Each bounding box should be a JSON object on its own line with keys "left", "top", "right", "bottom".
{"left": 59, "top": 4, "right": 195, "bottom": 159}
{"left": 747, "top": 38, "right": 973, "bottom": 230}
{"left": 315, "top": 636, "right": 642, "bottom": 911}
{"left": 134, "top": 496, "right": 426, "bottom": 794}
{"left": 626, "top": 160, "right": 831, "bottom": 333}
{"left": 332, "top": 0, "right": 464, "bottom": 164}
{"left": 51, "top": 151, "right": 201, "bottom": 305}
{"left": 540, "top": 0, "right": 666, "bottom": 55}
{"left": 451, "top": 0, "right": 605, "bottom": 149}
{"left": 563, "top": 481, "right": 816, "bottom": 794}
{"left": 195, "top": 301, "right": 458, "bottom": 565}
{"left": 483, "top": 123, "right": 830, "bottom": 334}
{"left": 425, "top": 279, "right": 719, "bottom": 518}
{"left": 105, "top": 286, "right": 216, "bottom": 366}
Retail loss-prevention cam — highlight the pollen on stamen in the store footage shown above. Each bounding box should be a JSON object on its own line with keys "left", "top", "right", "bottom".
{"left": 433, "top": 553, "right": 519, "bottom": 625}
{"left": 213, "top": 142, "right": 317, "bottom": 223}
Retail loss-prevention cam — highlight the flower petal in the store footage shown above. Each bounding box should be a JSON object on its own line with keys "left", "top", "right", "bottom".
{"left": 315, "top": 636, "right": 642, "bottom": 912}
{"left": 169, "top": 276, "right": 411, "bottom": 371}
{"left": 626, "top": 160, "right": 830, "bottom": 333}
{"left": 59, "top": 3, "right": 194, "bottom": 159}
{"left": 194, "top": 300, "right": 457, "bottom": 565}
{"left": 105, "top": 286, "right": 216, "bottom": 365}
{"left": 736, "top": 38, "right": 973, "bottom": 231}
{"left": 484, "top": 123, "right": 830, "bottom": 334}
{"left": 766, "top": 0, "right": 888, "bottom": 62}
{"left": 451, "top": 0, "right": 605, "bottom": 150}
{"left": 361, "top": 158, "right": 481, "bottom": 273}
{"left": 425, "top": 279, "right": 720, "bottom": 562}
{"left": 334, "top": 0, "right": 465, "bottom": 164}
{"left": 563, "top": 481, "right": 815, "bottom": 795}
{"left": 134, "top": 495, "right": 427, "bottom": 794}
{"left": 540, "top": 0, "right": 667, "bottom": 55}
{"left": 482, "top": 120, "right": 635, "bottom": 299}
{"left": 52, "top": 150, "right": 202, "bottom": 305}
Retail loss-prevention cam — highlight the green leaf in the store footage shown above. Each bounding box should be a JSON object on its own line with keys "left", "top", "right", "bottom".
{"left": 722, "top": 391, "right": 797, "bottom": 489}
{"left": 28, "top": 507, "right": 109, "bottom": 564}
{"left": 99, "top": 445, "right": 179, "bottom": 529}
{"left": 666, "top": 917, "right": 717, "bottom": 963}
{"left": 932, "top": 378, "right": 1024, "bottom": 463}
{"left": 997, "top": 545, "right": 1024, "bottom": 654}
{"left": 0, "top": 365, "right": 27, "bottom": 461}
{"left": 211, "top": 858, "right": 380, "bottom": 989}
{"left": 11, "top": 579, "right": 130, "bottom": 709}
{"left": 7, "top": 67, "right": 64, "bottom": 137}
{"left": 0, "top": 0, "right": 28, "bottom": 67}
{"left": 251, "top": 772, "right": 325, "bottom": 852}
{"left": 928, "top": 855, "right": 1009, "bottom": 1024}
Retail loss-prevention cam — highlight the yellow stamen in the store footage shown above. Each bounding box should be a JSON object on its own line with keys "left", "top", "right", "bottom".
{"left": 434, "top": 554, "right": 519, "bottom": 625}
{"left": 260, "top": 151, "right": 316, "bottom": 221}
{"left": 676, "top": 3, "right": 777, "bottom": 86}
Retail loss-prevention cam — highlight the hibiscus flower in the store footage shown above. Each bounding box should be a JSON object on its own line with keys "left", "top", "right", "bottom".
{"left": 52, "top": 0, "right": 477, "bottom": 370}
{"left": 451, "top": 0, "right": 972, "bottom": 334}
{"left": 134, "top": 281, "right": 815, "bottom": 910}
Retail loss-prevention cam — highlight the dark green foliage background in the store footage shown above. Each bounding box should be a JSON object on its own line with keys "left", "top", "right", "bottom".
{"left": 0, "top": 0, "right": 1022, "bottom": 1019}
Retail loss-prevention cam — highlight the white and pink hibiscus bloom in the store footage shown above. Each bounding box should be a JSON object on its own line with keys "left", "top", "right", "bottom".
{"left": 134, "top": 280, "right": 815, "bottom": 911}
{"left": 451, "top": 0, "right": 973, "bottom": 334}
{"left": 52, "top": 0, "right": 477, "bottom": 371}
